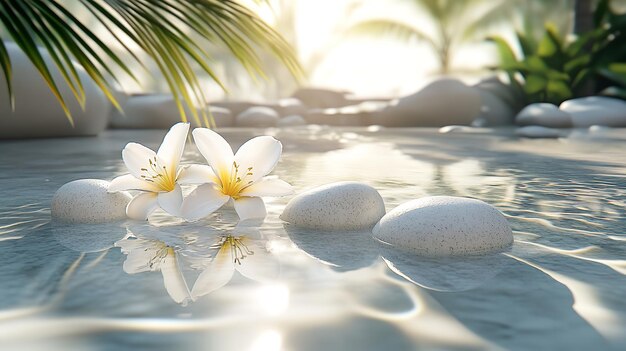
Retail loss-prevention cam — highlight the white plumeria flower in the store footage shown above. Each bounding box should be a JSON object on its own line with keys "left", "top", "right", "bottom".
{"left": 191, "top": 231, "right": 279, "bottom": 299}
{"left": 181, "top": 128, "right": 293, "bottom": 221}
{"left": 115, "top": 235, "right": 191, "bottom": 305}
{"left": 109, "top": 123, "right": 202, "bottom": 220}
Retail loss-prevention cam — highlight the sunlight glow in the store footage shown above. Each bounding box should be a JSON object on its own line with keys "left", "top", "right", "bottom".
{"left": 254, "top": 284, "right": 290, "bottom": 316}
{"left": 248, "top": 330, "right": 283, "bottom": 351}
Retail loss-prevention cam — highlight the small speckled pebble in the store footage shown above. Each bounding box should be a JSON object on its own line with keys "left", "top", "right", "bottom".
{"left": 51, "top": 179, "right": 132, "bottom": 223}
{"left": 373, "top": 196, "right": 512, "bottom": 256}
{"left": 280, "top": 181, "right": 386, "bottom": 231}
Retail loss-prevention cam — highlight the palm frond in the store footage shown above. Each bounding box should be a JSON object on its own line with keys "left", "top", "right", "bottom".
{"left": 0, "top": 0, "right": 303, "bottom": 127}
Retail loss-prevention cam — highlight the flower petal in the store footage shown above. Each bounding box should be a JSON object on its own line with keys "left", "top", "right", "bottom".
{"left": 160, "top": 248, "right": 192, "bottom": 304}
{"left": 236, "top": 239, "right": 280, "bottom": 282}
{"left": 122, "top": 142, "right": 157, "bottom": 179}
{"left": 192, "top": 128, "right": 234, "bottom": 182}
{"left": 181, "top": 184, "right": 230, "bottom": 221}
{"left": 109, "top": 174, "right": 159, "bottom": 192}
{"left": 234, "top": 197, "right": 267, "bottom": 221}
{"left": 191, "top": 248, "right": 235, "bottom": 299}
{"left": 157, "top": 184, "right": 183, "bottom": 216}
{"left": 157, "top": 122, "right": 189, "bottom": 171}
{"left": 177, "top": 164, "right": 217, "bottom": 185}
{"left": 239, "top": 177, "right": 294, "bottom": 197}
{"left": 234, "top": 136, "right": 282, "bottom": 182}
{"left": 126, "top": 192, "right": 159, "bottom": 220}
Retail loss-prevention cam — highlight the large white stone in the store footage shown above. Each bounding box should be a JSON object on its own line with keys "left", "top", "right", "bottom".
{"left": 380, "top": 79, "right": 481, "bottom": 127}
{"left": 292, "top": 87, "right": 351, "bottom": 108}
{"left": 373, "top": 196, "right": 512, "bottom": 256}
{"left": 0, "top": 41, "right": 110, "bottom": 139}
{"left": 280, "top": 182, "right": 386, "bottom": 231}
{"left": 560, "top": 96, "right": 626, "bottom": 127}
{"left": 276, "top": 98, "right": 308, "bottom": 116}
{"left": 516, "top": 103, "right": 572, "bottom": 128}
{"left": 51, "top": 179, "right": 131, "bottom": 223}
{"left": 109, "top": 94, "right": 233, "bottom": 128}
{"left": 277, "top": 115, "right": 307, "bottom": 127}
{"left": 236, "top": 106, "right": 279, "bottom": 127}
{"left": 515, "top": 126, "right": 566, "bottom": 138}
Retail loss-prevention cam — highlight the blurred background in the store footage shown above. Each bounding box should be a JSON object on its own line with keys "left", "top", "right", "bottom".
{"left": 58, "top": 0, "right": 626, "bottom": 100}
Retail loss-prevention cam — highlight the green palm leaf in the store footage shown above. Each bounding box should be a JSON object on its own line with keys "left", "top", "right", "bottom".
{"left": 0, "top": 0, "right": 303, "bottom": 127}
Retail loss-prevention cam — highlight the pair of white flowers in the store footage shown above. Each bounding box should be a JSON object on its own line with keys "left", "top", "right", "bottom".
{"left": 108, "top": 123, "right": 293, "bottom": 221}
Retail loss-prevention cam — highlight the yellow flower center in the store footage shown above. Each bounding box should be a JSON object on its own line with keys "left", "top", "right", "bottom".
{"left": 214, "top": 235, "right": 254, "bottom": 265}
{"left": 219, "top": 161, "right": 254, "bottom": 199}
{"left": 140, "top": 156, "right": 177, "bottom": 192}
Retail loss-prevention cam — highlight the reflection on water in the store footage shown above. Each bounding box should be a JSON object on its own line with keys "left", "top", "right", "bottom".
{"left": 380, "top": 246, "right": 510, "bottom": 292}
{"left": 115, "top": 224, "right": 281, "bottom": 305}
{"left": 1, "top": 128, "right": 626, "bottom": 350}
{"left": 191, "top": 229, "right": 280, "bottom": 299}
{"left": 116, "top": 233, "right": 192, "bottom": 305}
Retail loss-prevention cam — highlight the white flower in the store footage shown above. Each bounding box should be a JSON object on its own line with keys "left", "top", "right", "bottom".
{"left": 181, "top": 128, "right": 293, "bottom": 221}
{"left": 191, "top": 231, "right": 279, "bottom": 299}
{"left": 108, "top": 123, "right": 204, "bottom": 220}
{"left": 115, "top": 235, "right": 191, "bottom": 305}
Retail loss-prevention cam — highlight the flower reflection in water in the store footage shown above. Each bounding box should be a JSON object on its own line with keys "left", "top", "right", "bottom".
{"left": 115, "top": 233, "right": 192, "bottom": 305}
{"left": 191, "top": 229, "right": 280, "bottom": 300}
{"left": 114, "top": 224, "right": 280, "bottom": 305}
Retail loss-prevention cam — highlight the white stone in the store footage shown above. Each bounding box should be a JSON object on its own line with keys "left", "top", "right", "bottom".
{"left": 373, "top": 196, "right": 512, "bottom": 256}
{"left": 236, "top": 106, "right": 279, "bottom": 127}
{"left": 380, "top": 79, "right": 481, "bottom": 127}
{"left": 276, "top": 98, "right": 307, "bottom": 116}
{"left": 280, "top": 182, "right": 386, "bottom": 231}
{"left": 515, "top": 126, "right": 566, "bottom": 138}
{"left": 560, "top": 96, "right": 626, "bottom": 127}
{"left": 438, "top": 125, "right": 492, "bottom": 134}
{"left": 0, "top": 41, "right": 110, "bottom": 139}
{"left": 589, "top": 125, "right": 611, "bottom": 133}
{"left": 109, "top": 94, "right": 233, "bottom": 128}
{"left": 51, "top": 179, "right": 131, "bottom": 223}
{"left": 292, "top": 88, "right": 351, "bottom": 108}
{"left": 277, "top": 115, "right": 307, "bottom": 127}
{"left": 516, "top": 103, "right": 572, "bottom": 128}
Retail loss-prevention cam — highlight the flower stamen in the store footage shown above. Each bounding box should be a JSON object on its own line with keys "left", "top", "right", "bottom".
{"left": 139, "top": 156, "right": 176, "bottom": 191}
{"left": 212, "top": 235, "right": 254, "bottom": 265}
{"left": 220, "top": 161, "right": 254, "bottom": 198}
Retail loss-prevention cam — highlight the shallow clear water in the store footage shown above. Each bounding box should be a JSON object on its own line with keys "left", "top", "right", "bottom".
{"left": 1, "top": 127, "right": 625, "bottom": 351}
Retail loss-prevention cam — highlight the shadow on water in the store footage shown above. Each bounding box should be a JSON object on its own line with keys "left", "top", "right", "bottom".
{"left": 429, "top": 254, "right": 611, "bottom": 350}
{"left": 283, "top": 224, "right": 380, "bottom": 272}
{"left": 379, "top": 245, "right": 510, "bottom": 292}
{"left": 285, "top": 223, "right": 515, "bottom": 293}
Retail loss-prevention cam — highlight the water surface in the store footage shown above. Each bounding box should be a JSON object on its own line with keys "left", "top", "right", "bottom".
{"left": 1, "top": 127, "right": 625, "bottom": 351}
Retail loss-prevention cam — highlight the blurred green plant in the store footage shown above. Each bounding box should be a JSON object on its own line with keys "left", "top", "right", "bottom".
{"left": 0, "top": 0, "right": 302, "bottom": 126}
{"left": 489, "top": 0, "right": 626, "bottom": 107}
